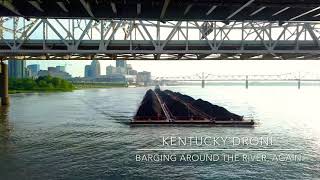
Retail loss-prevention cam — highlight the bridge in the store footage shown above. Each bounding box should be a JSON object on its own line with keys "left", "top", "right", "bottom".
{"left": 154, "top": 72, "right": 320, "bottom": 88}
{"left": 1, "top": 0, "right": 320, "bottom": 106}
{"left": 1, "top": 19, "right": 320, "bottom": 60}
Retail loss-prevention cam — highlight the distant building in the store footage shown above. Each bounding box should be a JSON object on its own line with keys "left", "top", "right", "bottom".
{"left": 126, "top": 64, "right": 133, "bottom": 74}
{"left": 84, "top": 60, "right": 100, "bottom": 78}
{"left": 27, "top": 64, "right": 40, "bottom": 77}
{"left": 48, "top": 67, "right": 56, "bottom": 72}
{"left": 56, "top": 66, "right": 66, "bottom": 72}
{"left": 107, "top": 74, "right": 126, "bottom": 82}
{"left": 91, "top": 60, "right": 100, "bottom": 77}
{"left": 125, "top": 75, "right": 137, "bottom": 84}
{"left": 137, "top": 71, "right": 151, "bottom": 85}
{"left": 128, "top": 69, "right": 138, "bottom": 75}
{"left": 116, "top": 60, "right": 127, "bottom": 68}
{"left": 96, "top": 74, "right": 126, "bottom": 82}
{"left": 8, "top": 60, "right": 26, "bottom": 78}
{"left": 106, "top": 65, "right": 117, "bottom": 75}
{"left": 38, "top": 66, "right": 72, "bottom": 79}
{"left": 84, "top": 65, "right": 92, "bottom": 77}
{"left": 25, "top": 68, "right": 32, "bottom": 78}
{"left": 116, "top": 67, "right": 126, "bottom": 75}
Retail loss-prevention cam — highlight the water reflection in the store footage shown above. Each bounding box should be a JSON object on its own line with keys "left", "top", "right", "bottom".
{"left": 0, "top": 105, "right": 10, "bottom": 152}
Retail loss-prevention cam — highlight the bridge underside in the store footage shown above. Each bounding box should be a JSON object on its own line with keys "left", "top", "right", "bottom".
{"left": 1, "top": 0, "right": 320, "bottom": 22}
{"left": 1, "top": 40, "right": 320, "bottom": 60}
{"left": 1, "top": 18, "right": 320, "bottom": 60}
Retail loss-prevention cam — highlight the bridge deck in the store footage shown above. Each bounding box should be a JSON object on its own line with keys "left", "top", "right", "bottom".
{"left": 1, "top": 40, "right": 319, "bottom": 60}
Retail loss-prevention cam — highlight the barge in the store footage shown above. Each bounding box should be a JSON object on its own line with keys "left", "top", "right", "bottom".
{"left": 131, "top": 87, "right": 255, "bottom": 127}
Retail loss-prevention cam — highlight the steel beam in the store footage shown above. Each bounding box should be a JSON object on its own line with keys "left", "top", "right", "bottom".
{"left": 227, "top": 0, "right": 255, "bottom": 20}
{"left": 1, "top": 18, "right": 320, "bottom": 60}
{"left": 28, "top": 1, "right": 44, "bottom": 12}
{"left": 80, "top": 0, "right": 95, "bottom": 18}
{"left": 0, "top": 0, "right": 22, "bottom": 16}
{"left": 160, "top": 0, "right": 170, "bottom": 19}
{"left": 290, "top": 7, "right": 320, "bottom": 21}
{"left": 56, "top": 1, "right": 68, "bottom": 13}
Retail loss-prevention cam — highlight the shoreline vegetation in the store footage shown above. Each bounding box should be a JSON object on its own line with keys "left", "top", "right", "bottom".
{"left": 9, "top": 76, "right": 74, "bottom": 94}
{"left": 8, "top": 76, "right": 138, "bottom": 94}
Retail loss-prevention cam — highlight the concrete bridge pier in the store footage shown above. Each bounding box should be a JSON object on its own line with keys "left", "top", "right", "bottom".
{"left": 298, "top": 79, "right": 301, "bottom": 89}
{"left": 201, "top": 80, "right": 205, "bottom": 88}
{"left": 0, "top": 61, "right": 9, "bottom": 106}
{"left": 245, "top": 76, "right": 249, "bottom": 89}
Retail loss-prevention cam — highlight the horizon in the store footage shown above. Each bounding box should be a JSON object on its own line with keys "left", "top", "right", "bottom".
{"left": 22, "top": 59, "right": 320, "bottom": 78}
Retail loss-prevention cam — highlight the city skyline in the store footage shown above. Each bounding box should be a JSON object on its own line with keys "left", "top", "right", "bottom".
{"left": 23, "top": 60, "right": 320, "bottom": 78}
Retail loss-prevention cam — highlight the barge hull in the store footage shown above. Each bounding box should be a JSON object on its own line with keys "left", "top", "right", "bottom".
{"left": 130, "top": 120, "right": 255, "bottom": 127}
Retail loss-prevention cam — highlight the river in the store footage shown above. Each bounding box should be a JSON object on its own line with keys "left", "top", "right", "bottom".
{"left": 0, "top": 86, "right": 320, "bottom": 179}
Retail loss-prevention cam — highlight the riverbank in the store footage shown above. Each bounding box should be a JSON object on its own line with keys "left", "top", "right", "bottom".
{"left": 72, "top": 82, "right": 128, "bottom": 89}
{"left": 9, "top": 89, "right": 73, "bottom": 94}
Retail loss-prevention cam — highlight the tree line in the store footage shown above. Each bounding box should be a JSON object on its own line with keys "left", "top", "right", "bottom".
{"left": 9, "top": 76, "right": 74, "bottom": 91}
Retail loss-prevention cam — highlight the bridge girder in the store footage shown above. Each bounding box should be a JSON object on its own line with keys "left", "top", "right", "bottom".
{"left": 1, "top": 17, "right": 320, "bottom": 60}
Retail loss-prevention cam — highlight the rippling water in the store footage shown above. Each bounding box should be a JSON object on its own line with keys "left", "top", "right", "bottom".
{"left": 1, "top": 86, "right": 320, "bottom": 179}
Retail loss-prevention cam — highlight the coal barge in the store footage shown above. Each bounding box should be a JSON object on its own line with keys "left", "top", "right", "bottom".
{"left": 131, "top": 87, "right": 255, "bottom": 126}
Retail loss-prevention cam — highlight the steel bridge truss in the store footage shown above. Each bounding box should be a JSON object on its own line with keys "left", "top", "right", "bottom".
{"left": 154, "top": 72, "right": 320, "bottom": 81}
{"left": 1, "top": 17, "right": 320, "bottom": 60}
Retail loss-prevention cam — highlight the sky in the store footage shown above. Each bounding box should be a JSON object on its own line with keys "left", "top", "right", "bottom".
{"left": 26, "top": 60, "right": 320, "bottom": 78}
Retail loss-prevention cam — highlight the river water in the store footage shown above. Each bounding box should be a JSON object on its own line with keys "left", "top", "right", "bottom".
{"left": 0, "top": 86, "right": 320, "bottom": 179}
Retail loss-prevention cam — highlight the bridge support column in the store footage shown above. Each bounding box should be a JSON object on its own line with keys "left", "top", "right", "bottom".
{"left": 0, "top": 62, "right": 9, "bottom": 106}
{"left": 201, "top": 80, "right": 205, "bottom": 88}
{"left": 298, "top": 79, "right": 301, "bottom": 89}
{"left": 245, "top": 75, "right": 249, "bottom": 89}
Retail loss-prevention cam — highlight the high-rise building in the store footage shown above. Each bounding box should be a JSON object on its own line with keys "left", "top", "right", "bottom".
{"left": 116, "top": 60, "right": 127, "bottom": 68}
{"left": 8, "top": 60, "right": 26, "bottom": 78}
{"left": 126, "top": 64, "right": 133, "bottom": 74}
{"left": 90, "top": 60, "right": 100, "bottom": 78}
{"left": 128, "top": 69, "right": 138, "bottom": 75}
{"left": 137, "top": 71, "right": 151, "bottom": 85}
{"left": 106, "top": 65, "right": 117, "bottom": 75}
{"left": 48, "top": 67, "right": 57, "bottom": 72}
{"left": 38, "top": 66, "right": 72, "bottom": 79}
{"left": 84, "top": 60, "right": 101, "bottom": 78}
{"left": 116, "top": 67, "right": 126, "bottom": 74}
{"left": 25, "top": 68, "right": 32, "bottom": 78}
{"left": 56, "top": 66, "right": 66, "bottom": 72}
{"left": 27, "top": 64, "right": 40, "bottom": 77}
{"left": 84, "top": 65, "right": 92, "bottom": 77}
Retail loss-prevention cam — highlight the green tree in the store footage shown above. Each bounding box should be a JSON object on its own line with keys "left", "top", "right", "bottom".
{"left": 9, "top": 76, "right": 74, "bottom": 92}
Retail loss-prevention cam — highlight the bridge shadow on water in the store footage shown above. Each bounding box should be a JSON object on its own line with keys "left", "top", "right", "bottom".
{"left": 0, "top": 106, "right": 10, "bottom": 141}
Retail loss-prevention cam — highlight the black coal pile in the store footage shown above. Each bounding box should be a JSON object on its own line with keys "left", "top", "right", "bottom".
{"left": 134, "top": 89, "right": 166, "bottom": 120}
{"left": 191, "top": 99, "right": 242, "bottom": 121}
{"left": 163, "top": 90, "right": 242, "bottom": 121}
{"left": 157, "top": 90, "right": 205, "bottom": 120}
{"left": 134, "top": 89, "right": 243, "bottom": 121}
{"left": 164, "top": 90, "right": 195, "bottom": 103}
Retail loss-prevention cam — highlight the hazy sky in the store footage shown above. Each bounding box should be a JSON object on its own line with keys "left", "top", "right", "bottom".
{"left": 26, "top": 60, "right": 320, "bottom": 78}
